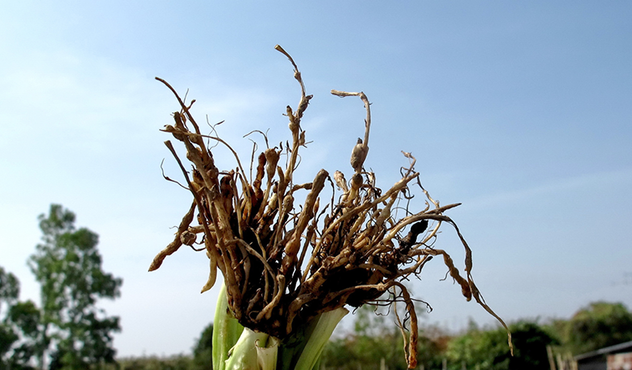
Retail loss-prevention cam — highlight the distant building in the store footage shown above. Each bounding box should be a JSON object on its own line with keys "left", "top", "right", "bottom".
{"left": 575, "top": 341, "right": 632, "bottom": 370}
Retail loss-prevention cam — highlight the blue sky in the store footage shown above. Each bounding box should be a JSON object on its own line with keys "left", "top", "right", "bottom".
{"left": 1, "top": 1, "right": 631, "bottom": 357}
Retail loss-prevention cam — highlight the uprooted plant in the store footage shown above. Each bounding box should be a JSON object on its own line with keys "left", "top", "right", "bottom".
{"left": 149, "top": 45, "right": 512, "bottom": 370}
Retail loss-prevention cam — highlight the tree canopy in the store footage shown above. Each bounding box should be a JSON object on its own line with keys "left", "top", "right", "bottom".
{"left": 0, "top": 266, "right": 21, "bottom": 367}
{"left": 191, "top": 323, "right": 213, "bottom": 370}
{"left": 0, "top": 266, "right": 41, "bottom": 370}
{"left": 29, "top": 204, "right": 123, "bottom": 369}
{"left": 447, "top": 320, "right": 556, "bottom": 370}
{"left": 563, "top": 301, "right": 632, "bottom": 355}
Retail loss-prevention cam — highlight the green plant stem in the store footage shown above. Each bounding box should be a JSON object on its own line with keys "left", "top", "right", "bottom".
{"left": 212, "top": 283, "right": 348, "bottom": 370}
{"left": 212, "top": 284, "right": 244, "bottom": 370}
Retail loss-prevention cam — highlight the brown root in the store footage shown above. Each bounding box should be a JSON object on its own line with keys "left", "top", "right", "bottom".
{"left": 151, "top": 45, "right": 512, "bottom": 367}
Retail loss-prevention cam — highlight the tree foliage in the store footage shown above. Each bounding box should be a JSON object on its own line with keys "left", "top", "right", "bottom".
{"left": 0, "top": 267, "right": 41, "bottom": 370}
{"left": 0, "top": 268, "right": 19, "bottom": 312}
{"left": 0, "top": 267, "right": 21, "bottom": 368}
{"left": 191, "top": 323, "right": 212, "bottom": 370}
{"left": 563, "top": 301, "right": 632, "bottom": 355}
{"left": 447, "top": 320, "right": 556, "bottom": 370}
{"left": 29, "top": 204, "right": 123, "bottom": 369}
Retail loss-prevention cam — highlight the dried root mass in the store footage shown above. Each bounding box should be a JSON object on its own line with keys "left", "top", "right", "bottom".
{"left": 150, "top": 45, "right": 510, "bottom": 368}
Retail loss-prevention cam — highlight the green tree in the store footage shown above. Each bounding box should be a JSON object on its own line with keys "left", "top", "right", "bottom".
{"left": 564, "top": 301, "right": 632, "bottom": 355}
{"left": 446, "top": 320, "right": 556, "bottom": 370}
{"left": 29, "top": 204, "right": 123, "bottom": 370}
{"left": 6, "top": 301, "right": 42, "bottom": 370}
{"left": 0, "top": 266, "right": 41, "bottom": 370}
{"left": 191, "top": 323, "right": 213, "bottom": 370}
{"left": 0, "top": 266, "right": 21, "bottom": 368}
{"left": 0, "top": 268, "right": 19, "bottom": 314}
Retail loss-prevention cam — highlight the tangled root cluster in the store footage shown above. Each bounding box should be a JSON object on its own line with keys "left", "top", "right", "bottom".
{"left": 149, "top": 45, "right": 509, "bottom": 368}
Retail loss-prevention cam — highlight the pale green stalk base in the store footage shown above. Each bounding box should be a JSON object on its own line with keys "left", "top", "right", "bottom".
{"left": 293, "top": 307, "right": 349, "bottom": 370}
{"left": 212, "top": 283, "right": 348, "bottom": 370}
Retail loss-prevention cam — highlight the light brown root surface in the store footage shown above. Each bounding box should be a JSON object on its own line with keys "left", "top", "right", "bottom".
{"left": 151, "top": 45, "right": 512, "bottom": 368}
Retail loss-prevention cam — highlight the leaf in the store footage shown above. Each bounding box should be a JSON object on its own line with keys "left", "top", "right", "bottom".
{"left": 213, "top": 283, "right": 245, "bottom": 370}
